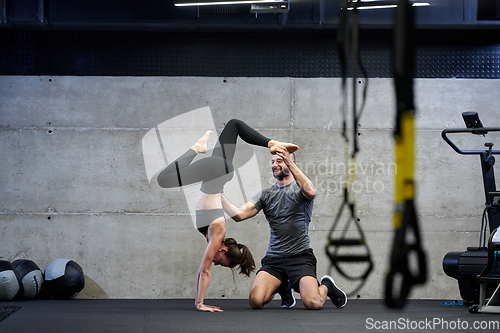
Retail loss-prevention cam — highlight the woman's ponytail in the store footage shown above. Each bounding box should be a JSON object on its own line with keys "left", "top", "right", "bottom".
{"left": 223, "top": 238, "right": 256, "bottom": 277}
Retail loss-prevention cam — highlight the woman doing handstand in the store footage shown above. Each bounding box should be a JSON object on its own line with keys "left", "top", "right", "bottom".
{"left": 157, "top": 119, "right": 298, "bottom": 312}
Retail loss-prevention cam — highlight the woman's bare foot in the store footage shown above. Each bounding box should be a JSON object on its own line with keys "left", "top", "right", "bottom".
{"left": 268, "top": 140, "right": 299, "bottom": 154}
{"left": 191, "top": 131, "right": 212, "bottom": 154}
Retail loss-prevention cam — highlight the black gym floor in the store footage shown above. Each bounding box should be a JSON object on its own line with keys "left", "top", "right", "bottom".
{"left": 1, "top": 299, "right": 499, "bottom": 332}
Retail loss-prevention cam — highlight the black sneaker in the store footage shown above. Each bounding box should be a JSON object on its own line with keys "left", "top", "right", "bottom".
{"left": 321, "top": 275, "right": 347, "bottom": 308}
{"left": 279, "top": 280, "right": 296, "bottom": 309}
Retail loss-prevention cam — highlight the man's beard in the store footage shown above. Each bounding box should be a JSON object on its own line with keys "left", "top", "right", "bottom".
{"left": 273, "top": 168, "right": 288, "bottom": 180}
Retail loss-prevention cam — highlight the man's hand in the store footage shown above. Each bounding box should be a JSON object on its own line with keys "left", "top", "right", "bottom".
{"left": 273, "top": 146, "right": 294, "bottom": 166}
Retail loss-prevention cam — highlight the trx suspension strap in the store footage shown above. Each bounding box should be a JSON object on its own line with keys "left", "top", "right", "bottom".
{"left": 325, "top": 0, "right": 373, "bottom": 296}
{"left": 384, "top": 0, "right": 427, "bottom": 308}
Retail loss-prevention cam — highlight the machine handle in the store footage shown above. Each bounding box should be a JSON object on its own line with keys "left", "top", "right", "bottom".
{"left": 441, "top": 128, "right": 500, "bottom": 155}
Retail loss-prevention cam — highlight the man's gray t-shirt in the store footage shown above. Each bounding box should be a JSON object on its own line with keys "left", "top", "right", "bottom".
{"left": 251, "top": 180, "right": 314, "bottom": 258}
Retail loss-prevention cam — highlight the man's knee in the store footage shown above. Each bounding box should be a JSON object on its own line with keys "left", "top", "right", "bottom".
{"left": 249, "top": 297, "right": 264, "bottom": 309}
{"left": 249, "top": 291, "right": 265, "bottom": 309}
{"left": 248, "top": 271, "right": 282, "bottom": 309}
{"left": 302, "top": 296, "right": 323, "bottom": 310}
{"left": 299, "top": 276, "right": 324, "bottom": 310}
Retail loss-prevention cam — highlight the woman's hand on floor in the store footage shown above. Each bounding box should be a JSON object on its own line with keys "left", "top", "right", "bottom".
{"left": 196, "top": 303, "right": 223, "bottom": 312}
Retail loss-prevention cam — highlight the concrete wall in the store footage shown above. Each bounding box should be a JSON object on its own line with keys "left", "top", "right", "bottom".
{"left": 0, "top": 76, "right": 499, "bottom": 300}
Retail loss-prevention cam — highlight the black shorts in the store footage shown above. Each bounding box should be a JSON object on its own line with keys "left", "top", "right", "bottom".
{"left": 258, "top": 248, "right": 318, "bottom": 292}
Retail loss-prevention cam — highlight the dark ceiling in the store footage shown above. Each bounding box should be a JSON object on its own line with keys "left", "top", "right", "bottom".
{"left": 1, "top": 0, "right": 500, "bottom": 32}
{"left": 2, "top": 1, "right": 500, "bottom": 78}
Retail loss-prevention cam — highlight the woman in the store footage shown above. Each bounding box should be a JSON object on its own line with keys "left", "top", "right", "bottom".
{"left": 157, "top": 119, "right": 298, "bottom": 312}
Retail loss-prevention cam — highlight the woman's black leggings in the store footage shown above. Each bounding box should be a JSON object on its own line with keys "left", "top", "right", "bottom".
{"left": 157, "top": 119, "right": 270, "bottom": 194}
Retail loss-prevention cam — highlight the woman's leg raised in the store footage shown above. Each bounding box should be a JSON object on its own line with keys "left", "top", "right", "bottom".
{"left": 156, "top": 131, "right": 212, "bottom": 188}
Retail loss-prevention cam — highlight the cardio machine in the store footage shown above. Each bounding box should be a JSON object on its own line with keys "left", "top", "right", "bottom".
{"left": 442, "top": 112, "right": 500, "bottom": 308}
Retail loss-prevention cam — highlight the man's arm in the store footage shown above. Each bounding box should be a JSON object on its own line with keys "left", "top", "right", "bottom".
{"left": 221, "top": 194, "right": 259, "bottom": 222}
{"left": 275, "top": 147, "right": 317, "bottom": 200}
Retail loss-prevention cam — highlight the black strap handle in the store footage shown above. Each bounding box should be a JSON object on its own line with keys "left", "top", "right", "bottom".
{"left": 384, "top": 0, "right": 427, "bottom": 308}
{"left": 385, "top": 199, "right": 427, "bottom": 308}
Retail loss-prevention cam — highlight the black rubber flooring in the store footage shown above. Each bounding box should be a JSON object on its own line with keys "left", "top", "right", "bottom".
{"left": 0, "top": 299, "right": 498, "bottom": 332}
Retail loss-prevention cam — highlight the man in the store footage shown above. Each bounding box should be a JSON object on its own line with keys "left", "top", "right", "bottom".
{"left": 222, "top": 146, "right": 347, "bottom": 310}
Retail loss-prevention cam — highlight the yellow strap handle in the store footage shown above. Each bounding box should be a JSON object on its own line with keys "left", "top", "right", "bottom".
{"left": 394, "top": 110, "right": 415, "bottom": 229}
